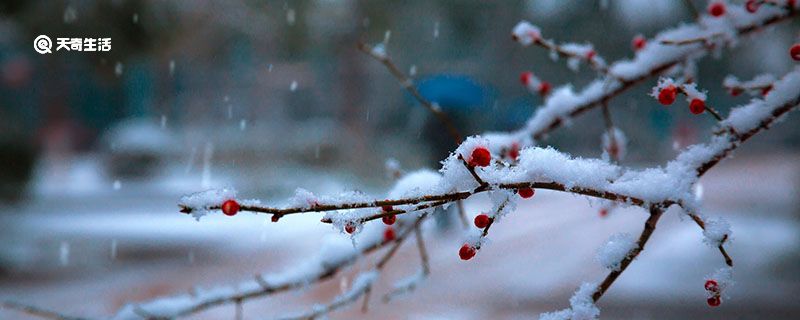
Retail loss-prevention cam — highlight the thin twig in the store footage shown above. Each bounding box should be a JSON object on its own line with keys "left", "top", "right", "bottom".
{"left": 592, "top": 205, "right": 664, "bottom": 302}
{"left": 199, "top": 181, "right": 652, "bottom": 222}
{"left": 660, "top": 33, "right": 723, "bottom": 45}
{"left": 282, "top": 216, "right": 424, "bottom": 320}
{"left": 457, "top": 154, "right": 488, "bottom": 187}
{"left": 525, "top": 32, "right": 612, "bottom": 76}
{"left": 601, "top": 101, "right": 620, "bottom": 163}
{"left": 357, "top": 42, "right": 463, "bottom": 144}
{"left": 704, "top": 105, "right": 723, "bottom": 121}
{"left": 456, "top": 200, "right": 469, "bottom": 229}
{"left": 532, "top": 12, "right": 794, "bottom": 140}
{"left": 1, "top": 301, "right": 92, "bottom": 320}
{"left": 687, "top": 212, "right": 734, "bottom": 267}
{"left": 414, "top": 223, "right": 431, "bottom": 275}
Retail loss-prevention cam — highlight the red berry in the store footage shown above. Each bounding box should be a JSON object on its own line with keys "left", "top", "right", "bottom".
{"left": 586, "top": 50, "right": 596, "bottom": 60}
{"left": 469, "top": 147, "right": 491, "bottom": 167}
{"left": 538, "top": 81, "right": 551, "bottom": 96}
{"left": 518, "top": 187, "right": 535, "bottom": 199}
{"left": 658, "top": 85, "right": 677, "bottom": 105}
{"left": 474, "top": 214, "right": 491, "bottom": 229}
{"left": 762, "top": 85, "right": 773, "bottom": 96}
{"left": 689, "top": 98, "right": 705, "bottom": 115}
{"left": 745, "top": 0, "right": 760, "bottom": 13}
{"left": 707, "top": 296, "right": 722, "bottom": 307}
{"left": 520, "top": 71, "right": 533, "bottom": 85}
{"left": 459, "top": 244, "right": 476, "bottom": 260}
{"left": 344, "top": 222, "right": 357, "bottom": 234}
{"left": 599, "top": 208, "right": 608, "bottom": 217}
{"left": 708, "top": 2, "right": 726, "bottom": 17}
{"left": 382, "top": 214, "right": 396, "bottom": 225}
{"left": 271, "top": 214, "right": 281, "bottom": 222}
{"left": 729, "top": 87, "right": 742, "bottom": 96}
{"left": 632, "top": 35, "right": 646, "bottom": 51}
{"left": 383, "top": 227, "right": 396, "bottom": 242}
{"left": 382, "top": 205, "right": 393, "bottom": 212}
{"left": 221, "top": 200, "right": 240, "bottom": 216}
{"left": 704, "top": 279, "right": 719, "bottom": 292}
{"left": 508, "top": 143, "right": 520, "bottom": 160}
{"left": 790, "top": 44, "right": 800, "bottom": 61}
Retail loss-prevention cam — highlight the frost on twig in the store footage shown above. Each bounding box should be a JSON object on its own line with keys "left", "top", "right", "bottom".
{"left": 156, "top": 63, "right": 800, "bottom": 315}
{"left": 596, "top": 233, "right": 637, "bottom": 271}
{"left": 701, "top": 216, "right": 732, "bottom": 247}
{"left": 539, "top": 282, "right": 600, "bottom": 320}
{"left": 278, "top": 271, "right": 378, "bottom": 320}
{"left": 723, "top": 73, "right": 776, "bottom": 96}
{"left": 503, "top": 5, "right": 795, "bottom": 143}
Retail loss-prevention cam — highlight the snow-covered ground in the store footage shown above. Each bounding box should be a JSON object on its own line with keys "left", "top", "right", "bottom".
{"left": 1, "top": 153, "right": 798, "bottom": 319}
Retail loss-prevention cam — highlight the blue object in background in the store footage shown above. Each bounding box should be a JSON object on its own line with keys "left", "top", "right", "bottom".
{"left": 412, "top": 74, "right": 494, "bottom": 113}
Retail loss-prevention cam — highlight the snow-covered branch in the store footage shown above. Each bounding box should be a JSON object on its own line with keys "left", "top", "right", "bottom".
{"left": 508, "top": 4, "right": 795, "bottom": 143}
{"left": 158, "top": 64, "right": 800, "bottom": 319}
{"left": 8, "top": 3, "right": 799, "bottom": 320}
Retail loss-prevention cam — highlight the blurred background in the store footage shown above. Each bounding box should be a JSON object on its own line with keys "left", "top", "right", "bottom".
{"left": 0, "top": 0, "right": 798, "bottom": 319}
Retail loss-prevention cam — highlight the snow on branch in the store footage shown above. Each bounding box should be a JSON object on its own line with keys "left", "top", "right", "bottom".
{"left": 108, "top": 211, "right": 427, "bottom": 320}
{"left": 122, "top": 64, "right": 800, "bottom": 320}
{"left": 723, "top": 73, "right": 776, "bottom": 96}
{"left": 9, "top": 5, "right": 799, "bottom": 320}
{"left": 512, "top": 21, "right": 608, "bottom": 74}
{"left": 504, "top": 5, "right": 795, "bottom": 144}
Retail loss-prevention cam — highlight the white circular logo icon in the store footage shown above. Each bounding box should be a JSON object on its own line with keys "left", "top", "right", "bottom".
{"left": 34, "top": 35, "right": 52, "bottom": 54}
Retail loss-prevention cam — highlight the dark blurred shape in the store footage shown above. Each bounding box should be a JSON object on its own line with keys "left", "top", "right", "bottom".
{"left": 416, "top": 74, "right": 494, "bottom": 164}
{"left": 0, "top": 141, "right": 35, "bottom": 202}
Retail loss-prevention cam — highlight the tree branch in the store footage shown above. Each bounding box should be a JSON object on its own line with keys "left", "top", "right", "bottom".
{"left": 357, "top": 42, "right": 463, "bottom": 144}
{"left": 592, "top": 205, "right": 664, "bottom": 302}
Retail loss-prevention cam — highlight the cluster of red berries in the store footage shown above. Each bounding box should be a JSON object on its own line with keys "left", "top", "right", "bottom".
{"left": 657, "top": 85, "right": 706, "bottom": 115}
{"left": 460, "top": 188, "right": 535, "bottom": 260}
{"left": 704, "top": 279, "right": 722, "bottom": 307}
{"left": 520, "top": 71, "right": 551, "bottom": 96}
{"left": 469, "top": 147, "right": 492, "bottom": 167}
